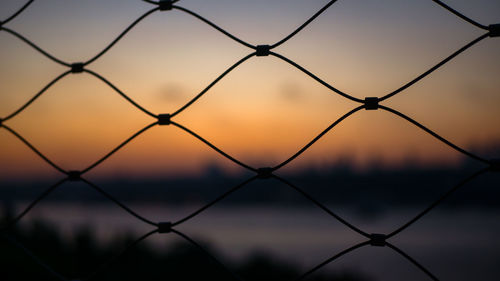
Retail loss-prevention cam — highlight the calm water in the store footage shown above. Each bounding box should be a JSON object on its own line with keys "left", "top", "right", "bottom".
{"left": 11, "top": 203, "right": 500, "bottom": 281}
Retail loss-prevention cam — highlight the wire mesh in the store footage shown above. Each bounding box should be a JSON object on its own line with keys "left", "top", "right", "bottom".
{"left": 1, "top": 0, "right": 499, "bottom": 280}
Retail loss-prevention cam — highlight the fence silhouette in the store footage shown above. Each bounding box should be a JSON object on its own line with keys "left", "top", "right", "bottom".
{"left": 1, "top": 0, "right": 499, "bottom": 280}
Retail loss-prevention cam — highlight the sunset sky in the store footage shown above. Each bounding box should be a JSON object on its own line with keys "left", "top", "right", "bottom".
{"left": 1, "top": 0, "right": 499, "bottom": 180}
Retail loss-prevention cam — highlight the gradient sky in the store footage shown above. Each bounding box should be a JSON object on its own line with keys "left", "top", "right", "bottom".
{"left": 1, "top": 0, "right": 499, "bottom": 180}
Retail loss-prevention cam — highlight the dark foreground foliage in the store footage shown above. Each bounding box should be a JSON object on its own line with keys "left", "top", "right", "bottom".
{"left": 1, "top": 212, "right": 370, "bottom": 281}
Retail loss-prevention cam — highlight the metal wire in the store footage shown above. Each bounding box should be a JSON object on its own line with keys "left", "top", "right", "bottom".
{"left": 171, "top": 229, "right": 244, "bottom": 281}
{"left": 386, "top": 242, "right": 439, "bottom": 281}
{"left": 1, "top": 0, "right": 498, "bottom": 280}
{"left": 0, "top": 178, "right": 68, "bottom": 231}
{"left": 296, "top": 241, "right": 371, "bottom": 281}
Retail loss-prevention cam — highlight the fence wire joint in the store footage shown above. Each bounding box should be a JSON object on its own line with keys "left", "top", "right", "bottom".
{"left": 158, "top": 222, "right": 172, "bottom": 233}
{"left": 67, "top": 171, "right": 82, "bottom": 181}
{"left": 369, "top": 233, "right": 387, "bottom": 247}
{"left": 489, "top": 24, "right": 500, "bottom": 37}
{"left": 159, "top": 0, "right": 173, "bottom": 11}
{"left": 158, "top": 114, "right": 171, "bottom": 125}
{"left": 256, "top": 45, "right": 271, "bottom": 57}
{"left": 257, "top": 167, "right": 274, "bottom": 179}
{"left": 364, "top": 97, "right": 379, "bottom": 110}
{"left": 71, "top": 63, "right": 84, "bottom": 73}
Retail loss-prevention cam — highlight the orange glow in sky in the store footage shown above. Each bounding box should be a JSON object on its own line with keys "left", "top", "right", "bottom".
{"left": 1, "top": 0, "right": 500, "bottom": 181}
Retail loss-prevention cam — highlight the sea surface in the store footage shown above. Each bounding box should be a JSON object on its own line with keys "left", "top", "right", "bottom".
{"left": 10, "top": 202, "right": 500, "bottom": 281}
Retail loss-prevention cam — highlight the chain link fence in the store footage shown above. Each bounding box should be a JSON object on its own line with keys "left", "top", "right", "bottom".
{"left": 1, "top": 0, "right": 499, "bottom": 280}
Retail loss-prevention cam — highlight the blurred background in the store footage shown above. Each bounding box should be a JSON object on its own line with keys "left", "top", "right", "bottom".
{"left": 1, "top": 0, "right": 499, "bottom": 280}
